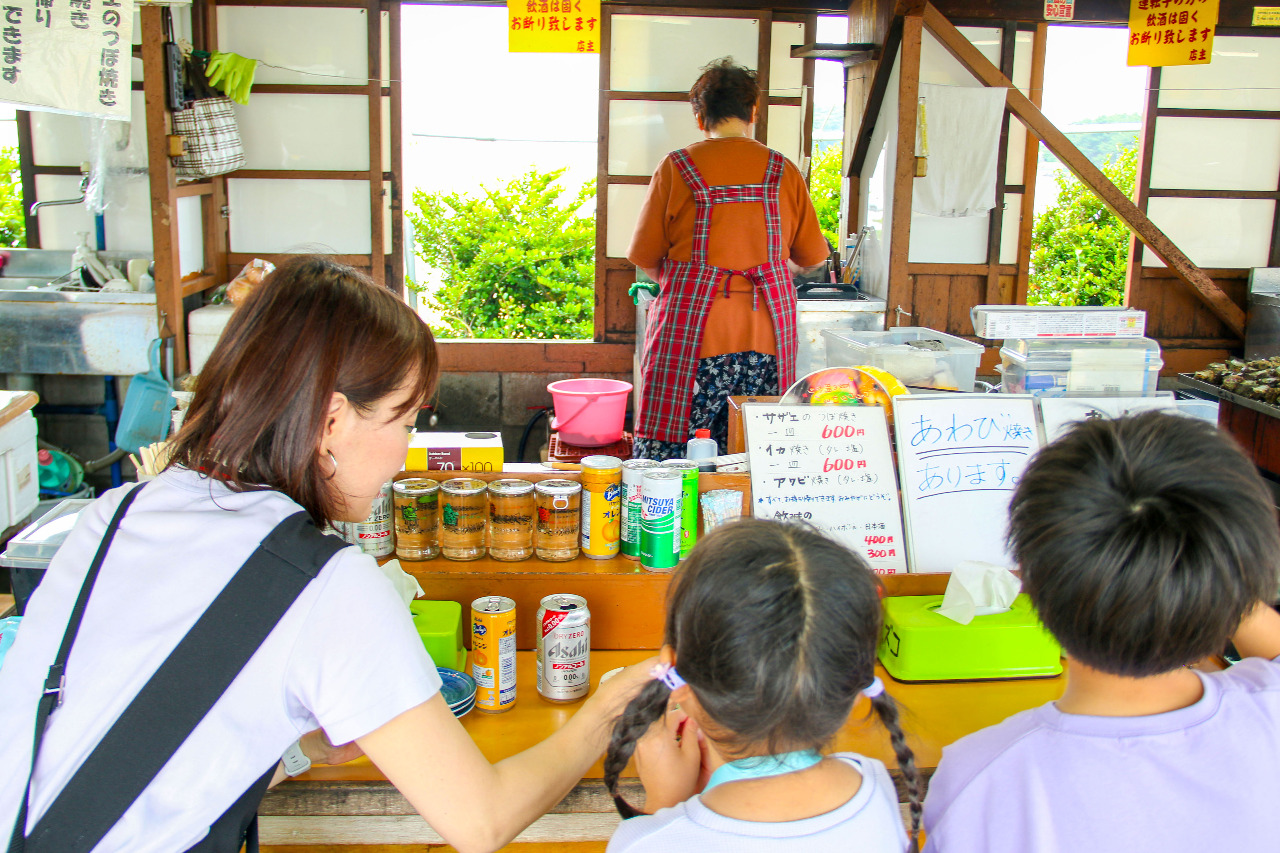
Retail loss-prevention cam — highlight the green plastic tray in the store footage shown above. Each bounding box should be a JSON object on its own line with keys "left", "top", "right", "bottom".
{"left": 409, "top": 599, "right": 466, "bottom": 671}
{"left": 878, "top": 593, "right": 1062, "bottom": 682}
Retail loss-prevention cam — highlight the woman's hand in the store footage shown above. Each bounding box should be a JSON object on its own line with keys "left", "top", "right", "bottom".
{"left": 583, "top": 656, "right": 660, "bottom": 727}
{"left": 300, "top": 727, "right": 364, "bottom": 766}
{"left": 634, "top": 703, "right": 706, "bottom": 813}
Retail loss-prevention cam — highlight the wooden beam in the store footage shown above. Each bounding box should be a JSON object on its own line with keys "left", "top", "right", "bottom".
{"left": 1013, "top": 21, "right": 1045, "bottom": 306}
{"left": 919, "top": 2, "right": 1245, "bottom": 338}
{"left": 174, "top": 181, "right": 213, "bottom": 198}
{"left": 984, "top": 21, "right": 1015, "bottom": 305}
{"left": 848, "top": 16, "right": 904, "bottom": 179}
{"left": 1123, "top": 65, "right": 1159, "bottom": 311}
{"left": 754, "top": 10, "right": 773, "bottom": 143}
{"left": 887, "top": 13, "right": 922, "bottom": 328}
{"left": 15, "top": 111, "right": 38, "bottom": 247}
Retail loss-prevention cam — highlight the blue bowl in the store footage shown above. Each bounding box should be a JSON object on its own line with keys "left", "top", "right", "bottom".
{"left": 437, "top": 667, "right": 477, "bottom": 707}
{"left": 451, "top": 697, "right": 475, "bottom": 718}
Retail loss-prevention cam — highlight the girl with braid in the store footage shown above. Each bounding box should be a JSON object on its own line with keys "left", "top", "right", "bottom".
{"left": 603, "top": 519, "right": 922, "bottom": 853}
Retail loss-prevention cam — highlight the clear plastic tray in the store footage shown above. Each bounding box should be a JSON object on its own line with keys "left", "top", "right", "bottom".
{"left": 823, "top": 327, "right": 985, "bottom": 391}
{"left": 999, "top": 337, "right": 1163, "bottom": 397}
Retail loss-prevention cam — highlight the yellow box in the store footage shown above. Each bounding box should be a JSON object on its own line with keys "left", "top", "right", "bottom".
{"left": 406, "top": 431, "right": 504, "bottom": 473}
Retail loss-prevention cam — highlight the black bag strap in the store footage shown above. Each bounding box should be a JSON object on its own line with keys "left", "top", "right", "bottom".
{"left": 8, "top": 484, "right": 146, "bottom": 853}
{"left": 11, "top": 508, "right": 345, "bottom": 853}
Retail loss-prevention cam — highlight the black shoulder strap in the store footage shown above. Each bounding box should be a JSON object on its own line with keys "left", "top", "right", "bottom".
{"left": 14, "top": 509, "right": 345, "bottom": 853}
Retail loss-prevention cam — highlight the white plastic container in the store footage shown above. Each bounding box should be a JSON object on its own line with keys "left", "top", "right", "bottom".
{"left": 187, "top": 303, "right": 236, "bottom": 375}
{"left": 999, "top": 337, "right": 1163, "bottom": 397}
{"left": 0, "top": 410, "right": 38, "bottom": 529}
{"left": 823, "top": 327, "right": 985, "bottom": 391}
{"left": 970, "top": 305, "right": 1146, "bottom": 339}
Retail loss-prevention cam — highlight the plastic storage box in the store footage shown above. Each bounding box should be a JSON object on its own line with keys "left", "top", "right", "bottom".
{"left": 187, "top": 303, "right": 236, "bottom": 375}
{"left": 823, "top": 327, "right": 985, "bottom": 391}
{"left": 0, "top": 498, "right": 92, "bottom": 614}
{"left": 878, "top": 593, "right": 1062, "bottom": 681}
{"left": 999, "top": 336, "right": 1163, "bottom": 397}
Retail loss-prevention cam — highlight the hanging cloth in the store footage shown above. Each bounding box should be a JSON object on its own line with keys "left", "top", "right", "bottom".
{"left": 637, "top": 148, "right": 799, "bottom": 445}
{"left": 911, "top": 83, "right": 1008, "bottom": 218}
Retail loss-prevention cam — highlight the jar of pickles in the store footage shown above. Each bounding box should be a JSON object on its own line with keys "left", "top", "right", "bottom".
{"left": 487, "top": 479, "right": 536, "bottom": 561}
{"left": 392, "top": 478, "right": 440, "bottom": 561}
{"left": 440, "top": 478, "right": 487, "bottom": 561}
{"left": 535, "top": 479, "right": 582, "bottom": 561}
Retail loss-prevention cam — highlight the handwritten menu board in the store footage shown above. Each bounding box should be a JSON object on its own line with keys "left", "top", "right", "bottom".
{"left": 1038, "top": 395, "right": 1177, "bottom": 444}
{"left": 743, "top": 404, "right": 908, "bottom": 575}
{"left": 893, "top": 395, "right": 1040, "bottom": 573}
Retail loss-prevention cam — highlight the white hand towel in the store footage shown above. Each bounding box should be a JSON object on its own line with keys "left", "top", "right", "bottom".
{"left": 912, "top": 83, "right": 1008, "bottom": 218}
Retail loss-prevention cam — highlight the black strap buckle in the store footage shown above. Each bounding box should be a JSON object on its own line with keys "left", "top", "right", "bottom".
{"left": 43, "top": 667, "right": 65, "bottom": 709}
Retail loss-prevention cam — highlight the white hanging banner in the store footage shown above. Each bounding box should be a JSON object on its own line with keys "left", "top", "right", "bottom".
{"left": 0, "top": 0, "right": 133, "bottom": 119}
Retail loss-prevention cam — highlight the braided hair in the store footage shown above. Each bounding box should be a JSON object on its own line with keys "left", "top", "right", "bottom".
{"left": 603, "top": 519, "right": 922, "bottom": 849}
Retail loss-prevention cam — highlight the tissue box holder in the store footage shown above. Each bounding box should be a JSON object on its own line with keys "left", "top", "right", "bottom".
{"left": 409, "top": 599, "right": 466, "bottom": 671}
{"left": 878, "top": 594, "right": 1062, "bottom": 681}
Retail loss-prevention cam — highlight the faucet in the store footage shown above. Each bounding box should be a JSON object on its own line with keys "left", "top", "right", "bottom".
{"left": 30, "top": 168, "right": 90, "bottom": 216}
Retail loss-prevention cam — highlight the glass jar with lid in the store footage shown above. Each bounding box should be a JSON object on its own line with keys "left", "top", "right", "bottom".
{"left": 487, "top": 478, "right": 536, "bottom": 561}
{"left": 440, "top": 478, "right": 488, "bottom": 561}
{"left": 535, "top": 479, "right": 582, "bottom": 561}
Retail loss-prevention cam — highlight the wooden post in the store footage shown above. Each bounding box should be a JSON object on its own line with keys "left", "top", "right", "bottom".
{"left": 388, "top": 0, "right": 405, "bottom": 294}
{"left": 367, "top": 0, "right": 385, "bottom": 288}
{"left": 1013, "top": 22, "right": 1046, "bottom": 306}
{"left": 1123, "top": 66, "right": 1160, "bottom": 308}
{"left": 887, "top": 13, "right": 922, "bottom": 328}
{"left": 984, "top": 21, "right": 1015, "bottom": 305}
{"left": 920, "top": 2, "right": 1244, "bottom": 338}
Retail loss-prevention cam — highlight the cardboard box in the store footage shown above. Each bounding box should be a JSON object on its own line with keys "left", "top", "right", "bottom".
{"left": 406, "top": 431, "right": 503, "bottom": 472}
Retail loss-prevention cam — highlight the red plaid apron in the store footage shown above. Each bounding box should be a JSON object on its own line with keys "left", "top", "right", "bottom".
{"left": 637, "top": 147, "right": 799, "bottom": 445}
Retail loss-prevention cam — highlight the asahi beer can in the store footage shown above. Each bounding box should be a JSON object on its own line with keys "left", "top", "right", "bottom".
{"left": 340, "top": 481, "right": 394, "bottom": 557}
{"left": 640, "top": 468, "right": 682, "bottom": 573}
{"left": 663, "top": 459, "right": 700, "bottom": 559}
{"left": 471, "top": 596, "right": 517, "bottom": 713}
{"left": 620, "top": 459, "right": 659, "bottom": 560}
{"left": 536, "top": 594, "right": 591, "bottom": 703}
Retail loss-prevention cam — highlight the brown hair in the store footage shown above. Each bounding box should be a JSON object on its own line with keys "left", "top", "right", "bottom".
{"left": 168, "top": 256, "right": 438, "bottom": 524}
{"left": 689, "top": 57, "right": 759, "bottom": 130}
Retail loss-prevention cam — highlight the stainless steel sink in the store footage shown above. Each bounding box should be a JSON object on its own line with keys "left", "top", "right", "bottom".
{"left": 0, "top": 249, "right": 156, "bottom": 375}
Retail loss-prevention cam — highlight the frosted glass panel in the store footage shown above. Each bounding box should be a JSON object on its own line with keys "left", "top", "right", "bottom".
{"left": 1000, "top": 193, "right": 1021, "bottom": 266}
{"left": 908, "top": 212, "right": 989, "bottom": 264}
{"left": 1006, "top": 122, "right": 1026, "bottom": 184}
{"left": 1159, "top": 37, "right": 1280, "bottom": 111}
{"left": 228, "top": 180, "right": 371, "bottom": 254}
{"left": 921, "top": 28, "right": 999, "bottom": 87}
{"left": 609, "top": 101, "right": 700, "bottom": 176}
{"left": 218, "top": 7, "right": 368, "bottom": 86}
{"left": 766, "top": 105, "right": 802, "bottom": 167}
{"left": 606, "top": 183, "right": 648, "bottom": 258}
{"left": 235, "top": 95, "right": 369, "bottom": 170}
{"left": 1011, "top": 30, "right": 1032, "bottom": 93}
{"left": 770, "top": 21, "right": 805, "bottom": 95}
{"left": 177, "top": 195, "right": 204, "bottom": 278}
{"left": 1143, "top": 198, "right": 1275, "bottom": 269}
{"left": 103, "top": 175, "right": 153, "bottom": 253}
{"left": 610, "top": 16, "right": 758, "bottom": 92}
{"left": 1150, "top": 117, "right": 1280, "bottom": 192}
{"left": 30, "top": 111, "right": 91, "bottom": 167}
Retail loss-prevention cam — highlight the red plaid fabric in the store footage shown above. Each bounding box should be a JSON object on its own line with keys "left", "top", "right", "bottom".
{"left": 637, "top": 147, "right": 799, "bottom": 445}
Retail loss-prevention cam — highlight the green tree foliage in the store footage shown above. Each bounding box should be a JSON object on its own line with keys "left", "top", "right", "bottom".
{"left": 1028, "top": 146, "right": 1138, "bottom": 307}
{"left": 0, "top": 147, "right": 26, "bottom": 248}
{"left": 407, "top": 168, "right": 594, "bottom": 339}
{"left": 809, "top": 144, "right": 842, "bottom": 250}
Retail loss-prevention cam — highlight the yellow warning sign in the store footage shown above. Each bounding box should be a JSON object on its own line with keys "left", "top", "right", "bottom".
{"left": 1127, "top": 0, "right": 1218, "bottom": 67}
{"left": 1254, "top": 7, "right": 1280, "bottom": 25}
{"left": 508, "top": 0, "right": 601, "bottom": 53}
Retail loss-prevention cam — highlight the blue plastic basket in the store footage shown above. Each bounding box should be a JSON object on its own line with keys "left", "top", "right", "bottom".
{"left": 115, "top": 339, "right": 173, "bottom": 455}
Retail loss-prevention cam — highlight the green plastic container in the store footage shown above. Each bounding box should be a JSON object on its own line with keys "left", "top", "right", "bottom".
{"left": 409, "top": 599, "right": 466, "bottom": 671}
{"left": 878, "top": 593, "right": 1062, "bottom": 681}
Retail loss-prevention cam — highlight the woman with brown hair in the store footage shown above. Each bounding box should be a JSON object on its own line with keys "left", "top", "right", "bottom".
{"left": 0, "top": 257, "right": 650, "bottom": 853}
{"left": 629, "top": 57, "right": 829, "bottom": 460}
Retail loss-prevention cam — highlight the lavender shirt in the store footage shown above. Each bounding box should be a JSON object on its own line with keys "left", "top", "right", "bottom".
{"left": 922, "top": 657, "right": 1280, "bottom": 853}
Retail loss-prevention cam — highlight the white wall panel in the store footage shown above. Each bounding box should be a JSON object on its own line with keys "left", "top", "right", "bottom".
{"left": 610, "top": 15, "right": 759, "bottom": 92}
{"left": 1143, "top": 198, "right": 1275, "bottom": 269}
{"left": 608, "top": 101, "right": 700, "bottom": 176}
{"left": 1150, "top": 117, "right": 1280, "bottom": 192}
{"left": 218, "top": 7, "right": 369, "bottom": 86}
{"left": 235, "top": 95, "right": 370, "bottom": 171}
{"left": 606, "top": 183, "right": 648, "bottom": 258}
{"left": 228, "top": 179, "right": 371, "bottom": 254}
{"left": 770, "top": 21, "right": 806, "bottom": 95}
{"left": 1159, "top": 37, "right": 1280, "bottom": 111}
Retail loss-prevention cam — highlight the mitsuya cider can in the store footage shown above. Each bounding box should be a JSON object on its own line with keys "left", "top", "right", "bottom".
{"left": 639, "top": 468, "right": 681, "bottom": 573}
{"left": 620, "top": 459, "right": 659, "bottom": 560}
{"left": 664, "top": 459, "right": 700, "bottom": 559}
{"left": 536, "top": 594, "right": 591, "bottom": 702}
{"left": 471, "top": 596, "right": 517, "bottom": 713}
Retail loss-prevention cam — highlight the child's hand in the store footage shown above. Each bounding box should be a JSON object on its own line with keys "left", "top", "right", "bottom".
{"left": 635, "top": 703, "right": 705, "bottom": 812}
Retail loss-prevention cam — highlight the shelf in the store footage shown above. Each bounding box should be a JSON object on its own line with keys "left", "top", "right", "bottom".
{"left": 790, "top": 42, "right": 878, "bottom": 62}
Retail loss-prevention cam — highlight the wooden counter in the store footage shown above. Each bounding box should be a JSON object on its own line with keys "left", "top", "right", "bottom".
{"left": 260, "top": 649, "right": 1066, "bottom": 847}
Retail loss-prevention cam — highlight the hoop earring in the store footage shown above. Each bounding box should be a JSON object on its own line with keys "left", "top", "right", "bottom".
{"left": 327, "top": 450, "right": 338, "bottom": 473}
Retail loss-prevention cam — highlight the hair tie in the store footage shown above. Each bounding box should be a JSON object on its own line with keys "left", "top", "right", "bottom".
{"left": 650, "top": 662, "right": 686, "bottom": 691}
{"left": 862, "top": 676, "right": 885, "bottom": 699}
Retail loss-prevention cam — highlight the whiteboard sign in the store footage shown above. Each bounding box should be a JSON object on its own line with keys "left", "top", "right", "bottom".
{"left": 1038, "top": 395, "right": 1176, "bottom": 443}
{"left": 893, "top": 395, "right": 1040, "bottom": 573}
{"left": 744, "top": 404, "right": 908, "bottom": 574}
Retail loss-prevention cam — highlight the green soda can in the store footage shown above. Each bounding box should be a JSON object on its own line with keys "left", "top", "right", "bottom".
{"left": 664, "top": 459, "right": 700, "bottom": 559}
{"left": 640, "top": 468, "right": 681, "bottom": 573}
{"left": 621, "top": 459, "right": 659, "bottom": 560}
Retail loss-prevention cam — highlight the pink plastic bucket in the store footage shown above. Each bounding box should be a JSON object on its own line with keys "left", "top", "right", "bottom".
{"left": 547, "top": 378, "right": 633, "bottom": 447}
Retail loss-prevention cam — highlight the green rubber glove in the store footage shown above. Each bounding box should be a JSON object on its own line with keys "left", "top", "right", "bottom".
{"left": 204, "top": 51, "right": 232, "bottom": 90}
{"left": 629, "top": 280, "right": 659, "bottom": 305}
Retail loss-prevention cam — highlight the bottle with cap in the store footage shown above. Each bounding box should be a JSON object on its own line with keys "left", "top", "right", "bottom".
{"left": 685, "top": 429, "right": 718, "bottom": 472}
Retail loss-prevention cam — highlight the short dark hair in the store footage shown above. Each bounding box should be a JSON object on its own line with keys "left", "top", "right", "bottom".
{"left": 1009, "top": 412, "right": 1280, "bottom": 676}
{"left": 689, "top": 57, "right": 759, "bottom": 129}
{"left": 169, "top": 256, "right": 438, "bottom": 524}
{"left": 604, "top": 520, "right": 923, "bottom": 844}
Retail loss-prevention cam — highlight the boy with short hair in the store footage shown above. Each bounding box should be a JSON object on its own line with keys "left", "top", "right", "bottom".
{"left": 923, "top": 412, "right": 1280, "bottom": 853}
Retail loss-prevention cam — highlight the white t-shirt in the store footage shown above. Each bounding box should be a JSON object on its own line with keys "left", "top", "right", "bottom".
{"left": 0, "top": 468, "right": 441, "bottom": 852}
{"left": 606, "top": 754, "right": 909, "bottom": 853}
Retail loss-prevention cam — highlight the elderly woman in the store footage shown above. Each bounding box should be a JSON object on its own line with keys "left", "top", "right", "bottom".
{"left": 0, "top": 257, "right": 648, "bottom": 853}
{"left": 628, "top": 57, "right": 829, "bottom": 461}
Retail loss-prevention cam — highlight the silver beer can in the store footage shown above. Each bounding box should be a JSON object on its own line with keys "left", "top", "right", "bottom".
{"left": 342, "top": 481, "right": 395, "bottom": 557}
{"left": 536, "top": 593, "right": 591, "bottom": 702}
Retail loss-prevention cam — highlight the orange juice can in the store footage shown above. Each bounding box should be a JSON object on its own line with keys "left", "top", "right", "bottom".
{"left": 579, "top": 455, "right": 622, "bottom": 559}
{"left": 471, "top": 596, "right": 517, "bottom": 713}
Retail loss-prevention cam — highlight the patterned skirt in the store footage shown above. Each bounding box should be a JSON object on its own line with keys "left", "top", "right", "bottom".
{"left": 633, "top": 350, "right": 779, "bottom": 462}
